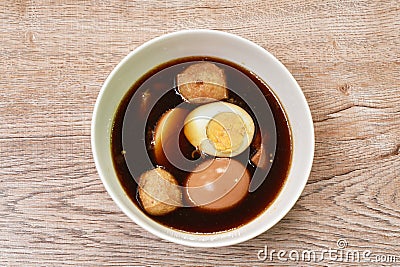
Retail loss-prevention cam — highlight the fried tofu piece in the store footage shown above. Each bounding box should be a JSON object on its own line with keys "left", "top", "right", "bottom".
{"left": 250, "top": 131, "right": 269, "bottom": 169}
{"left": 251, "top": 143, "right": 268, "bottom": 169}
{"left": 138, "top": 167, "right": 182, "bottom": 216}
{"left": 177, "top": 62, "right": 228, "bottom": 103}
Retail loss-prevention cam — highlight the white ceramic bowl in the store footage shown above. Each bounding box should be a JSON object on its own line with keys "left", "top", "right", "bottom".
{"left": 91, "top": 30, "right": 314, "bottom": 247}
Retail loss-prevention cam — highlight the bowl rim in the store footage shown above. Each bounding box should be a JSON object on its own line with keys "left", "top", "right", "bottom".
{"left": 91, "top": 29, "right": 314, "bottom": 247}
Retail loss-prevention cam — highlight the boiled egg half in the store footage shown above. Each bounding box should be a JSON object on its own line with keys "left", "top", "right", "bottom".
{"left": 184, "top": 102, "right": 255, "bottom": 157}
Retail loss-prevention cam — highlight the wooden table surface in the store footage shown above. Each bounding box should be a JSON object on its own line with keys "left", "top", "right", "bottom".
{"left": 1, "top": 0, "right": 399, "bottom": 266}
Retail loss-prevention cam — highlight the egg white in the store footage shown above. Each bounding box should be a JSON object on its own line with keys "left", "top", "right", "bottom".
{"left": 184, "top": 102, "right": 255, "bottom": 157}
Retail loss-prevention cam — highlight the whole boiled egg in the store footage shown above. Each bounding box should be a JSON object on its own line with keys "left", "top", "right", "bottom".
{"left": 184, "top": 102, "right": 255, "bottom": 157}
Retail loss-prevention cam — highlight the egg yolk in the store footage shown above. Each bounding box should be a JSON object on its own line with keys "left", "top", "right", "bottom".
{"left": 206, "top": 112, "right": 246, "bottom": 153}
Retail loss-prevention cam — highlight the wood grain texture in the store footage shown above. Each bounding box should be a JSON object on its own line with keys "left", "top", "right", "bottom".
{"left": 0, "top": 0, "right": 399, "bottom": 266}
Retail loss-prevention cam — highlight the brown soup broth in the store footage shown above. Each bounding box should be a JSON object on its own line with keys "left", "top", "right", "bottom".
{"left": 111, "top": 57, "right": 292, "bottom": 233}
